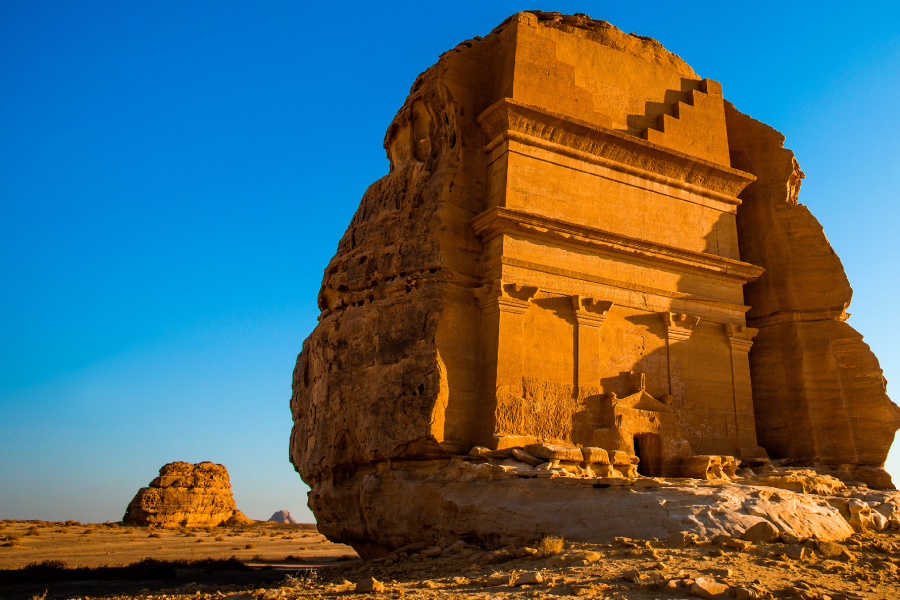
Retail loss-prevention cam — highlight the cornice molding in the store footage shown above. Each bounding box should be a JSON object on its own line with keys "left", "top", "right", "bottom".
{"left": 477, "top": 98, "right": 757, "bottom": 205}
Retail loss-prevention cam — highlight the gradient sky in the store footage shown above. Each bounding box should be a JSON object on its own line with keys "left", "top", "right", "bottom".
{"left": 2, "top": 1, "right": 898, "bottom": 524}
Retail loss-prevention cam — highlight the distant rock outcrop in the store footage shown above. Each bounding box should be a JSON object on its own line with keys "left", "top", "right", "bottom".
{"left": 123, "top": 461, "right": 249, "bottom": 527}
{"left": 268, "top": 510, "right": 298, "bottom": 524}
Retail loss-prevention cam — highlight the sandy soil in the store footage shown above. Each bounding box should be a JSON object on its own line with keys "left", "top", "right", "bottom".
{"left": 0, "top": 519, "right": 355, "bottom": 569}
{"left": 2, "top": 520, "right": 899, "bottom": 600}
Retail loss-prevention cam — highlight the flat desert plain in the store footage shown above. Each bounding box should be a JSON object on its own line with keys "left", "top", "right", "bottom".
{"left": 2, "top": 520, "right": 900, "bottom": 600}
{"left": 0, "top": 520, "right": 355, "bottom": 569}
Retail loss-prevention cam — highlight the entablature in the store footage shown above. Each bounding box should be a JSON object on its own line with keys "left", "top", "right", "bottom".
{"left": 470, "top": 206, "right": 765, "bottom": 285}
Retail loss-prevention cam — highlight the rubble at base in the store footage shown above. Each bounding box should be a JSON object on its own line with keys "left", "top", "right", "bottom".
{"left": 308, "top": 451, "right": 899, "bottom": 559}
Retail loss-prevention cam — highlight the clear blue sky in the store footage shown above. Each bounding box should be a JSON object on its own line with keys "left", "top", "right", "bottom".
{"left": 1, "top": 1, "right": 898, "bottom": 523}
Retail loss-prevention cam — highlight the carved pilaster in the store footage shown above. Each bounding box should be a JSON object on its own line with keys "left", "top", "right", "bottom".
{"left": 474, "top": 279, "right": 538, "bottom": 316}
{"left": 570, "top": 296, "right": 613, "bottom": 389}
{"left": 571, "top": 295, "right": 613, "bottom": 327}
{"left": 475, "top": 280, "right": 539, "bottom": 439}
{"left": 725, "top": 323, "right": 759, "bottom": 448}
{"left": 726, "top": 324, "right": 757, "bottom": 353}
{"left": 663, "top": 312, "right": 700, "bottom": 342}
{"left": 662, "top": 312, "right": 699, "bottom": 399}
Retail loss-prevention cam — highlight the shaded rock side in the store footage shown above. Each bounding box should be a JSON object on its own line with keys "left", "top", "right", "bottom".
{"left": 725, "top": 104, "right": 900, "bottom": 488}
{"left": 123, "top": 461, "right": 243, "bottom": 527}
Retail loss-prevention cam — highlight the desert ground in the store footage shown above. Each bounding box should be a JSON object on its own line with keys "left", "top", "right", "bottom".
{"left": 0, "top": 519, "right": 354, "bottom": 599}
{"left": 2, "top": 520, "right": 900, "bottom": 600}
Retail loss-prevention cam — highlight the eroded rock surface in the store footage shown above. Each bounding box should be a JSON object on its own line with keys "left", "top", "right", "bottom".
{"left": 289, "top": 10, "right": 898, "bottom": 558}
{"left": 724, "top": 105, "right": 900, "bottom": 488}
{"left": 123, "top": 461, "right": 247, "bottom": 528}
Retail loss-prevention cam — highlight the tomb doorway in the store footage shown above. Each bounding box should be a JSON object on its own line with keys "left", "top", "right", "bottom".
{"left": 634, "top": 433, "right": 662, "bottom": 476}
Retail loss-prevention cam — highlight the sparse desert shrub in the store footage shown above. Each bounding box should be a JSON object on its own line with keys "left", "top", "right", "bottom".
{"left": 81, "top": 529, "right": 93, "bottom": 535}
{"left": 65, "top": 520, "right": 81, "bottom": 527}
{"left": 536, "top": 535, "right": 564, "bottom": 557}
{"left": 29, "top": 590, "right": 48, "bottom": 600}
{"left": 149, "top": 533, "right": 162, "bottom": 539}
{"left": 54, "top": 527, "right": 69, "bottom": 534}
{"left": 244, "top": 544, "right": 256, "bottom": 550}
{"left": 186, "top": 532, "right": 197, "bottom": 538}
{"left": 215, "top": 536, "right": 224, "bottom": 542}
{"left": 24, "top": 527, "right": 40, "bottom": 537}
{"left": 251, "top": 554, "right": 263, "bottom": 561}
{"left": 196, "top": 539, "right": 204, "bottom": 543}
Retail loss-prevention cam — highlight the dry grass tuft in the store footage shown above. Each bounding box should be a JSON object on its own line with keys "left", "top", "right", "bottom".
{"left": 536, "top": 535, "right": 564, "bottom": 557}
{"left": 244, "top": 543, "right": 256, "bottom": 550}
{"left": 215, "top": 536, "right": 224, "bottom": 542}
{"left": 149, "top": 532, "right": 162, "bottom": 539}
{"left": 24, "top": 527, "right": 41, "bottom": 537}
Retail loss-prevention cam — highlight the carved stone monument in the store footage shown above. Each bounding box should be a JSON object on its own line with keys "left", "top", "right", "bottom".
{"left": 290, "top": 11, "right": 899, "bottom": 557}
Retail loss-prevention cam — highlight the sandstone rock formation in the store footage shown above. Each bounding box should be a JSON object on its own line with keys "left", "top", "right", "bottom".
{"left": 289, "top": 10, "right": 899, "bottom": 558}
{"left": 269, "top": 510, "right": 298, "bottom": 524}
{"left": 123, "top": 461, "right": 249, "bottom": 528}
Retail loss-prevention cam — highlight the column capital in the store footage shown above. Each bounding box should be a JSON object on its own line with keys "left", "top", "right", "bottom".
{"left": 571, "top": 295, "right": 613, "bottom": 327}
{"left": 726, "top": 324, "right": 758, "bottom": 353}
{"left": 663, "top": 312, "right": 699, "bottom": 341}
{"left": 474, "top": 279, "right": 539, "bottom": 315}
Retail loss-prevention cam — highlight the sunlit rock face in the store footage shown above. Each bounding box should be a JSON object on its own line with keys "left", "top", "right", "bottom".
{"left": 289, "top": 10, "right": 899, "bottom": 558}
{"left": 123, "top": 461, "right": 250, "bottom": 527}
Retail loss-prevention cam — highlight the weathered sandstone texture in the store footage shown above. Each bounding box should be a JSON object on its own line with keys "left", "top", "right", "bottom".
{"left": 290, "top": 11, "right": 899, "bottom": 557}
{"left": 123, "top": 461, "right": 250, "bottom": 528}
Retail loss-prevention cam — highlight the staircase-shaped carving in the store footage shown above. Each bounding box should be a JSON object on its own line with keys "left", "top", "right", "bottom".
{"left": 641, "top": 79, "right": 730, "bottom": 166}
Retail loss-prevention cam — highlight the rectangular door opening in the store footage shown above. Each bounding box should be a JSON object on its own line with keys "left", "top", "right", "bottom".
{"left": 634, "top": 433, "right": 662, "bottom": 477}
